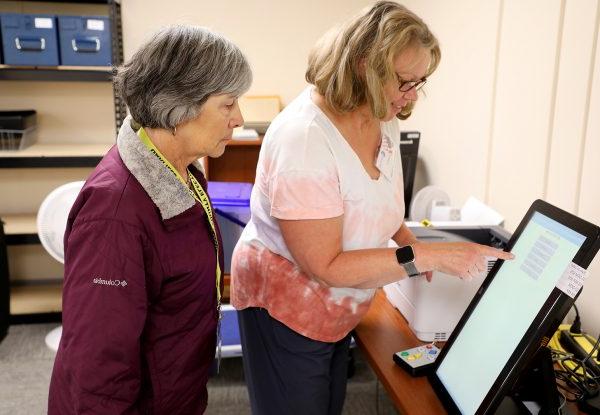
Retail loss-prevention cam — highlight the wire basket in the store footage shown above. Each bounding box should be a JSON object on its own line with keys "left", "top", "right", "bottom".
{"left": 0, "top": 126, "right": 37, "bottom": 151}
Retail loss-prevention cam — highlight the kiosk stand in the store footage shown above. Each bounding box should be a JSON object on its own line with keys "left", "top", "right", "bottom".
{"left": 500, "top": 346, "right": 562, "bottom": 415}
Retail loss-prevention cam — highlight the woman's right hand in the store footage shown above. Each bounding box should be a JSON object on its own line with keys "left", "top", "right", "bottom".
{"left": 413, "top": 241, "right": 515, "bottom": 280}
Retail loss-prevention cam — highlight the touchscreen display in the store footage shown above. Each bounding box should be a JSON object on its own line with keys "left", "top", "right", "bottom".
{"left": 435, "top": 212, "right": 586, "bottom": 414}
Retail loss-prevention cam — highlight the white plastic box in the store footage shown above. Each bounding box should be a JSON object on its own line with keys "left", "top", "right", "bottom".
{"left": 383, "top": 226, "right": 510, "bottom": 342}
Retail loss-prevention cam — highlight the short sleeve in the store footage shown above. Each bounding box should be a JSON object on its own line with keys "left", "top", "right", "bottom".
{"left": 263, "top": 116, "right": 343, "bottom": 220}
{"left": 270, "top": 169, "right": 343, "bottom": 219}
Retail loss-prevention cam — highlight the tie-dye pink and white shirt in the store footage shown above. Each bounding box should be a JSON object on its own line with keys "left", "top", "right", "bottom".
{"left": 231, "top": 87, "right": 405, "bottom": 342}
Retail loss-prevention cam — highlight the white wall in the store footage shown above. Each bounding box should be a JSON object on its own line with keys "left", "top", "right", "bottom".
{"left": 121, "top": 0, "right": 371, "bottom": 104}
{"left": 575, "top": 2, "right": 600, "bottom": 336}
{"left": 121, "top": 0, "right": 600, "bottom": 335}
{"left": 409, "top": 0, "right": 600, "bottom": 335}
{"left": 1, "top": 0, "right": 599, "bottom": 332}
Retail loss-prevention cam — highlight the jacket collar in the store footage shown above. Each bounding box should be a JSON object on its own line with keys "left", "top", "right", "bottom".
{"left": 117, "top": 115, "right": 205, "bottom": 220}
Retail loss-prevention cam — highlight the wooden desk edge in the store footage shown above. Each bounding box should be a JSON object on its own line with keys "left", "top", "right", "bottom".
{"left": 354, "top": 289, "right": 447, "bottom": 414}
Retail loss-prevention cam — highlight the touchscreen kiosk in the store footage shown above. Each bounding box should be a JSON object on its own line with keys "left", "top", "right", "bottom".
{"left": 428, "top": 199, "right": 600, "bottom": 414}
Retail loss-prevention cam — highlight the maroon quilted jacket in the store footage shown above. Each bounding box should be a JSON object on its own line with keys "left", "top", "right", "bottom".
{"left": 48, "top": 117, "right": 223, "bottom": 414}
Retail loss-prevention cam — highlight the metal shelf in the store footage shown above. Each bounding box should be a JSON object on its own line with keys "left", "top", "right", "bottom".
{"left": 0, "top": 64, "right": 113, "bottom": 82}
{"left": 0, "top": 0, "right": 125, "bottom": 131}
{"left": 0, "top": 0, "right": 123, "bottom": 322}
{"left": 0, "top": 143, "right": 110, "bottom": 168}
{"left": 0, "top": 155, "right": 103, "bottom": 168}
{"left": 7, "top": 280, "right": 63, "bottom": 323}
{"left": 2, "top": 214, "right": 39, "bottom": 245}
{"left": 10, "top": 283, "right": 62, "bottom": 316}
{"left": 0, "top": 0, "right": 117, "bottom": 4}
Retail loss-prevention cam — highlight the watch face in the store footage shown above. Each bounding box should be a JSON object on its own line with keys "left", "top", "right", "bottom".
{"left": 396, "top": 246, "right": 415, "bottom": 264}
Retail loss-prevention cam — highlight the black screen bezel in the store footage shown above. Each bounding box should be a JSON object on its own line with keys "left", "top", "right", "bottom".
{"left": 427, "top": 199, "right": 600, "bottom": 414}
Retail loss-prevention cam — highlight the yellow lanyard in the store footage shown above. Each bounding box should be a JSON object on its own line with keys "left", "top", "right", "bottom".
{"left": 137, "top": 127, "right": 221, "bottom": 307}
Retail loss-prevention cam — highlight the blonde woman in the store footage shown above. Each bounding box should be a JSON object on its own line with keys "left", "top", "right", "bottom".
{"left": 231, "top": 2, "right": 513, "bottom": 414}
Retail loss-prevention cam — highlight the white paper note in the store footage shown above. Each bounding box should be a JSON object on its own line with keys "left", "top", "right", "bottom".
{"left": 556, "top": 262, "right": 587, "bottom": 298}
{"left": 34, "top": 18, "right": 53, "bottom": 29}
{"left": 87, "top": 19, "right": 105, "bottom": 31}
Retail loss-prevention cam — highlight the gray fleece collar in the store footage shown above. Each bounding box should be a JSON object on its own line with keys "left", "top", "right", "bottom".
{"left": 116, "top": 115, "right": 205, "bottom": 220}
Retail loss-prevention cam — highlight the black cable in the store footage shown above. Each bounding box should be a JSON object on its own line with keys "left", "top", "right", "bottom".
{"left": 570, "top": 303, "right": 582, "bottom": 334}
{"left": 550, "top": 334, "right": 600, "bottom": 403}
{"left": 549, "top": 302, "right": 600, "bottom": 404}
{"left": 558, "top": 389, "right": 567, "bottom": 414}
{"left": 569, "top": 331, "right": 600, "bottom": 385}
{"left": 554, "top": 367, "right": 586, "bottom": 402}
{"left": 565, "top": 357, "right": 598, "bottom": 395}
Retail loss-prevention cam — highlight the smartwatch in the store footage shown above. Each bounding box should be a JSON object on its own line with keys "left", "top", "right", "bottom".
{"left": 395, "top": 245, "right": 420, "bottom": 277}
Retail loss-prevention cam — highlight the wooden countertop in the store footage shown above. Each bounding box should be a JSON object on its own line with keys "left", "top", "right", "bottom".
{"left": 354, "top": 289, "right": 447, "bottom": 414}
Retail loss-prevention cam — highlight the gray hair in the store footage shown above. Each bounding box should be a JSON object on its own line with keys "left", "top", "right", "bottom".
{"left": 114, "top": 25, "right": 252, "bottom": 130}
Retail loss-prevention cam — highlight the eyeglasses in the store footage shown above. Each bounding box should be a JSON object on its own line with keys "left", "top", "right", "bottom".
{"left": 397, "top": 76, "right": 427, "bottom": 93}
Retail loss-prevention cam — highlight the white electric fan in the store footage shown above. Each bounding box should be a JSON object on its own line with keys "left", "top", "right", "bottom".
{"left": 409, "top": 185, "right": 452, "bottom": 222}
{"left": 37, "top": 181, "right": 85, "bottom": 351}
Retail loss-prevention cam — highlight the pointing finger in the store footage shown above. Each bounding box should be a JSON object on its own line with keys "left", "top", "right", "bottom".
{"left": 482, "top": 246, "right": 514, "bottom": 260}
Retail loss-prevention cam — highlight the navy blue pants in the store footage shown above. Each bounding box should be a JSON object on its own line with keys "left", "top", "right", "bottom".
{"left": 238, "top": 307, "right": 351, "bottom": 415}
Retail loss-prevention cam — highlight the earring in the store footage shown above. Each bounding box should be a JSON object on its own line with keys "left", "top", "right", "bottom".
{"left": 172, "top": 126, "right": 177, "bottom": 136}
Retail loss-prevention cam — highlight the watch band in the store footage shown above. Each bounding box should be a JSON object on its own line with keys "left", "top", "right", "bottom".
{"left": 403, "top": 261, "right": 420, "bottom": 278}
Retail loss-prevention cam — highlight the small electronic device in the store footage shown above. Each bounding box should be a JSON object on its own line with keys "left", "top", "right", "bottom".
{"left": 395, "top": 245, "right": 419, "bottom": 277}
{"left": 428, "top": 199, "right": 600, "bottom": 415}
{"left": 399, "top": 131, "right": 420, "bottom": 217}
{"left": 393, "top": 343, "right": 440, "bottom": 376}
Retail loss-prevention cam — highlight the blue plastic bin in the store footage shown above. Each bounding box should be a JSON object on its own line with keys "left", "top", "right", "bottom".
{"left": 57, "top": 15, "right": 111, "bottom": 66}
{"left": 219, "top": 304, "right": 242, "bottom": 357}
{"left": 0, "top": 13, "right": 59, "bottom": 66}
{"left": 208, "top": 181, "right": 253, "bottom": 274}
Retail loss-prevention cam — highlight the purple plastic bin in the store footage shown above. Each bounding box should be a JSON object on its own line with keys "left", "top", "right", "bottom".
{"left": 207, "top": 182, "right": 253, "bottom": 273}
{"left": 208, "top": 181, "right": 252, "bottom": 207}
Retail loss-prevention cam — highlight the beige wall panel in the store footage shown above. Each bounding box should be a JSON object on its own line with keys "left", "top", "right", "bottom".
{"left": 546, "top": 0, "right": 599, "bottom": 212}
{"left": 397, "top": 0, "right": 501, "bottom": 206}
{"left": 0, "top": 168, "right": 93, "bottom": 214}
{"left": 120, "top": 0, "right": 374, "bottom": 105}
{"left": 576, "top": 8, "right": 600, "bottom": 337}
{"left": 579, "top": 21, "right": 600, "bottom": 230}
{"left": 488, "top": 0, "right": 562, "bottom": 230}
{"left": 0, "top": 2, "right": 105, "bottom": 15}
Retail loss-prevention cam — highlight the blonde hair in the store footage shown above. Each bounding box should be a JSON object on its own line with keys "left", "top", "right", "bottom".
{"left": 306, "top": 1, "right": 440, "bottom": 120}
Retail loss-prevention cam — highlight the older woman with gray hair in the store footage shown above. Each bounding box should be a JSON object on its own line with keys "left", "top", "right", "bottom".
{"left": 48, "top": 25, "right": 252, "bottom": 415}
